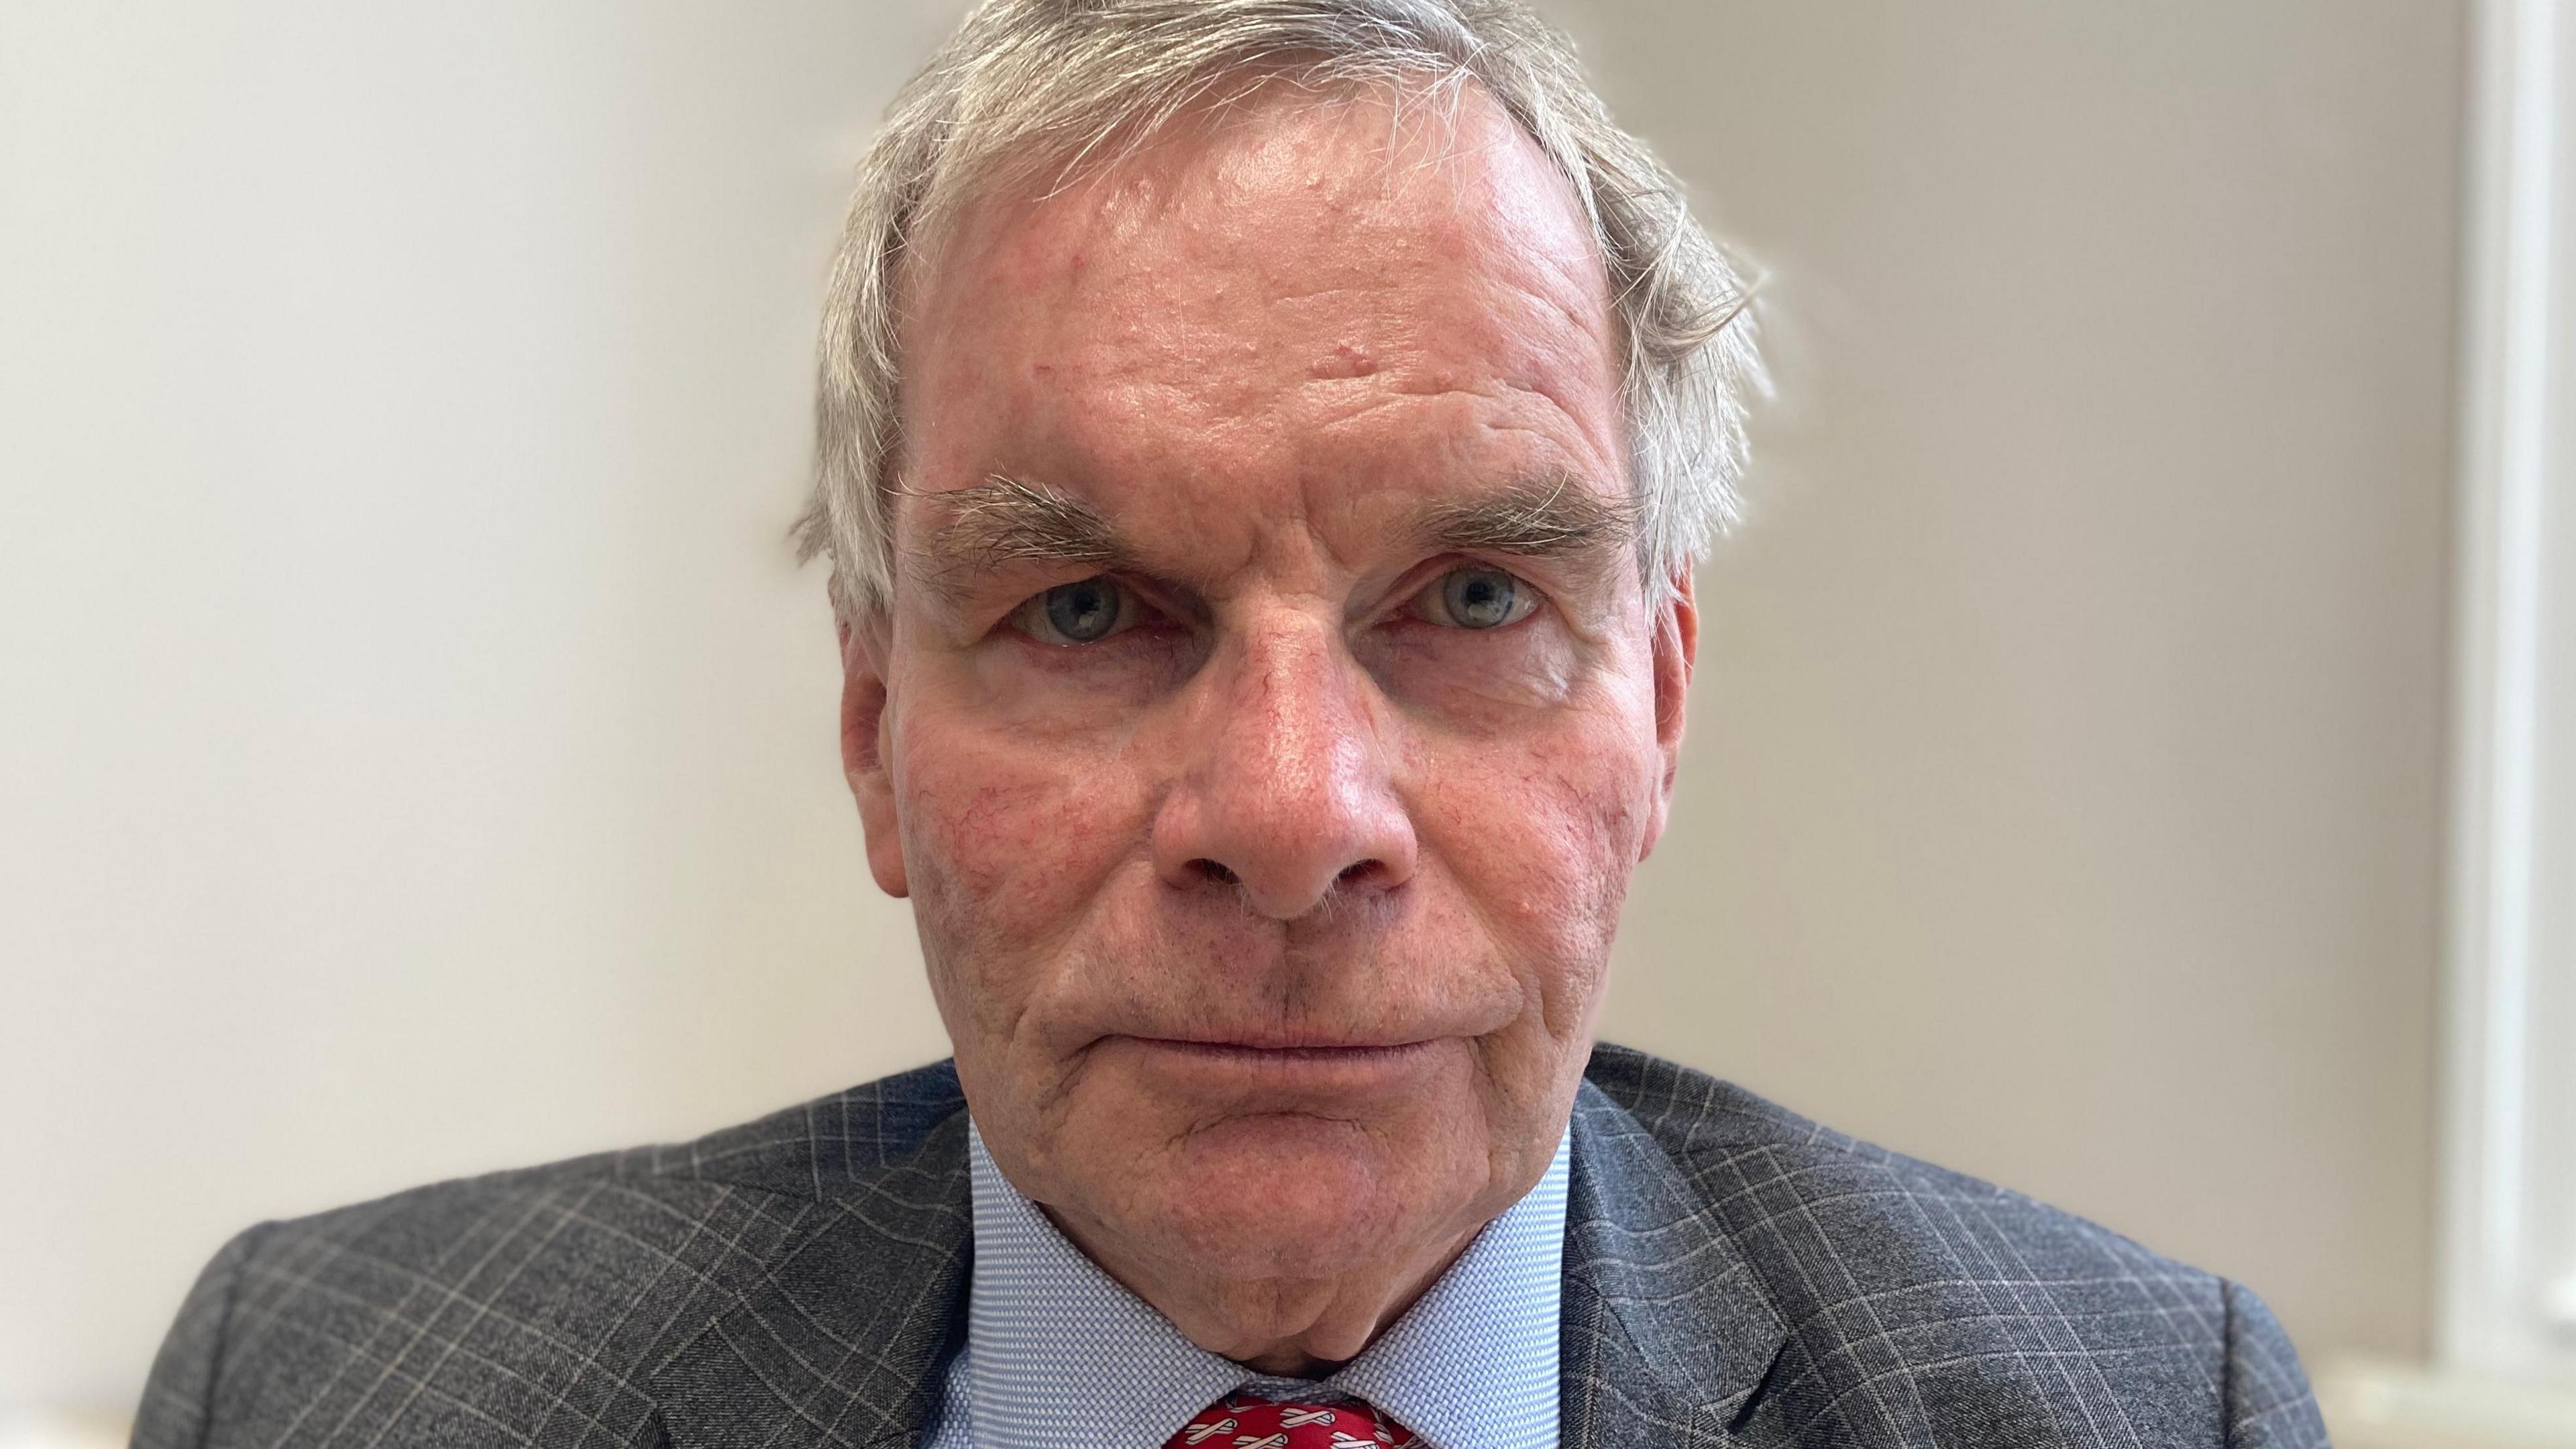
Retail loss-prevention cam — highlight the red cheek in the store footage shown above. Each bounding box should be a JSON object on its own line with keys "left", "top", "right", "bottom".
{"left": 1411, "top": 720, "right": 1654, "bottom": 941}
{"left": 903, "top": 730, "right": 1155, "bottom": 930}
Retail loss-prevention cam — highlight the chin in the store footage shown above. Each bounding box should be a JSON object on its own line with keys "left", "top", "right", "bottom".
{"left": 1125, "top": 1110, "right": 1473, "bottom": 1281}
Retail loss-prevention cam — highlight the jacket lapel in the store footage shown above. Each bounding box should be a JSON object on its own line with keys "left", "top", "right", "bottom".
{"left": 1561, "top": 1080, "right": 1788, "bottom": 1448}
{"left": 654, "top": 1109, "right": 975, "bottom": 1449}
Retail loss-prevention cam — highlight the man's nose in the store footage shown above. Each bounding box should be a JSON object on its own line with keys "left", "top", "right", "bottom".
{"left": 1150, "top": 614, "right": 1417, "bottom": 920}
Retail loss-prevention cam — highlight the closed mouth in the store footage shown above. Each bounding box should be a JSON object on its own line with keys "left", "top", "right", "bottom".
{"left": 1122, "top": 1037, "right": 1438, "bottom": 1064}
{"left": 1138, "top": 1031, "right": 1442, "bottom": 1057}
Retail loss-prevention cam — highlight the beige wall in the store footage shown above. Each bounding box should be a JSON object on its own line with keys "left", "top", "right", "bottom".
{"left": 1569, "top": 0, "right": 2462, "bottom": 1364}
{"left": 0, "top": 0, "right": 2460, "bottom": 1411}
{"left": 0, "top": 0, "right": 957, "bottom": 1411}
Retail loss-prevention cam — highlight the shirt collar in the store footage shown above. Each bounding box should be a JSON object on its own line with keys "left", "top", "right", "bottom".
{"left": 957, "top": 1123, "right": 1570, "bottom": 1449}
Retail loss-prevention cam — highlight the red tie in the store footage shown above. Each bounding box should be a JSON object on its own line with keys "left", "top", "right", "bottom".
{"left": 1165, "top": 1393, "right": 1417, "bottom": 1449}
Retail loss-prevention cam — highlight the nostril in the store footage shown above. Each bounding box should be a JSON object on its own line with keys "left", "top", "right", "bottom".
{"left": 1190, "top": 859, "right": 1239, "bottom": 886}
{"left": 1338, "top": 859, "right": 1384, "bottom": 887}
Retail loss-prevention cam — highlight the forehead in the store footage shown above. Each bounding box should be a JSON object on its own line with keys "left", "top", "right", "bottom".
{"left": 897, "top": 82, "right": 1623, "bottom": 573}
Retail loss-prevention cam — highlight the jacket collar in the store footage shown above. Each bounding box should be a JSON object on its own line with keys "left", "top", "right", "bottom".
{"left": 1559, "top": 1079, "right": 1788, "bottom": 1447}
{"left": 651, "top": 1066, "right": 1786, "bottom": 1449}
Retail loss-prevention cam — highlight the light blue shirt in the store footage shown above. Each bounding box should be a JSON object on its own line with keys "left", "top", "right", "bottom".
{"left": 922, "top": 1123, "right": 1570, "bottom": 1449}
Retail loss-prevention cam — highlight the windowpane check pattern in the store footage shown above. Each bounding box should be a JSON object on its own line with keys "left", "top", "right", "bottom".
{"left": 133, "top": 1046, "right": 2326, "bottom": 1448}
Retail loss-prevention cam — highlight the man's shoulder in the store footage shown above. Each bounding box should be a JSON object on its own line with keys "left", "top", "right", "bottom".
{"left": 1578, "top": 1043, "right": 2326, "bottom": 1448}
{"left": 233, "top": 1054, "right": 969, "bottom": 1275}
{"left": 1582, "top": 1040, "right": 2222, "bottom": 1318}
{"left": 1585, "top": 1040, "right": 2165, "bottom": 1252}
{"left": 137, "top": 1060, "right": 972, "bottom": 1449}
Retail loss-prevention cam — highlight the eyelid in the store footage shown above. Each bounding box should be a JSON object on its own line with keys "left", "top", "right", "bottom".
{"left": 1369, "top": 555, "right": 1485, "bottom": 621}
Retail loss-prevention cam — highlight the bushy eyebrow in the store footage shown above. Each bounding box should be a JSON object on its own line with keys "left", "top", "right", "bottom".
{"left": 901, "top": 469, "right": 1638, "bottom": 603}
{"left": 904, "top": 474, "right": 1127, "bottom": 602}
{"left": 1412, "top": 474, "right": 1640, "bottom": 566}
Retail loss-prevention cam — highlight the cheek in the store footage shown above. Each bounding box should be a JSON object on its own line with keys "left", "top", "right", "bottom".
{"left": 1405, "top": 690, "right": 1658, "bottom": 1010}
{"left": 893, "top": 706, "right": 1153, "bottom": 1022}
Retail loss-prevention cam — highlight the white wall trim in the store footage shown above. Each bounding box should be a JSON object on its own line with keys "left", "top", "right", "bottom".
{"left": 2438, "top": 0, "right": 2568, "bottom": 1381}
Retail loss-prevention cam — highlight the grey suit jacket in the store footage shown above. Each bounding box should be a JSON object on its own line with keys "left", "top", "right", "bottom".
{"left": 135, "top": 1044, "right": 2329, "bottom": 1448}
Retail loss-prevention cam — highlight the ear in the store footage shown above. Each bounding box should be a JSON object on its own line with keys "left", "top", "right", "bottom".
{"left": 1639, "top": 567, "right": 1699, "bottom": 862}
{"left": 838, "top": 604, "right": 910, "bottom": 898}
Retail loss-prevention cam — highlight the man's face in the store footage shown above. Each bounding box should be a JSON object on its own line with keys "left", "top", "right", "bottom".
{"left": 843, "top": 86, "right": 1693, "bottom": 1305}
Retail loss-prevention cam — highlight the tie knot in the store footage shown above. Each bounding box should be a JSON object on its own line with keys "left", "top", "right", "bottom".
{"left": 1166, "top": 1393, "right": 1417, "bottom": 1449}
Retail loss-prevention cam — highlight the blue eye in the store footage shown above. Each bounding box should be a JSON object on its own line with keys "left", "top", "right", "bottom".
{"left": 1023, "top": 576, "right": 1126, "bottom": 643}
{"left": 1424, "top": 566, "right": 1535, "bottom": 629}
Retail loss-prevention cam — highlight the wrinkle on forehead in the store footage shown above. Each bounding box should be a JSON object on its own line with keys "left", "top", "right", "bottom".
{"left": 902, "top": 78, "right": 1615, "bottom": 394}
{"left": 892, "top": 74, "right": 1626, "bottom": 612}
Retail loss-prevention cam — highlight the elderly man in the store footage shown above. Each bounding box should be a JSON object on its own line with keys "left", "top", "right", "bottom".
{"left": 136, "top": 2, "right": 2327, "bottom": 1446}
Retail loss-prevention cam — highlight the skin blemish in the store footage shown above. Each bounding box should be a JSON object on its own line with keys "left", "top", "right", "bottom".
{"left": 1311, "top": 341, "right": 1379, "bottom": 380}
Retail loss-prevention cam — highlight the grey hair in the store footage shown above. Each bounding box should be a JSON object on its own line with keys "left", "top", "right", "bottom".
{"left": 794, "top": 0, "right": 1763, "bottom": 617}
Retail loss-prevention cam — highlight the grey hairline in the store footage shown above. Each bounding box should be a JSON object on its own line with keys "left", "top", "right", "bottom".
{"left": 796, "top": 0, "right": 1765, "bottom": 625}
